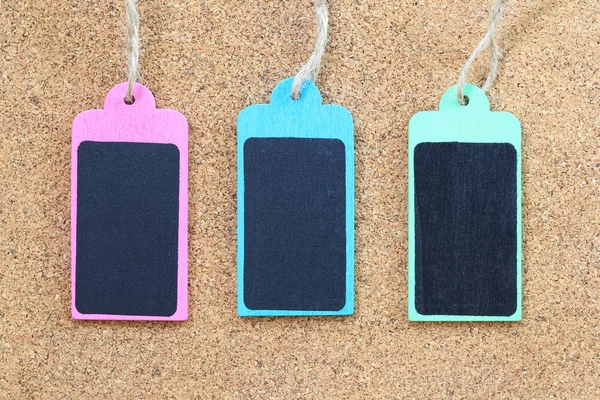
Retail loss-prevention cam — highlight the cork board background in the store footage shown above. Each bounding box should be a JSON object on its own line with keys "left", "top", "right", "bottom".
{"left": 1, "top": 0, "right": 599, "bottom": 398}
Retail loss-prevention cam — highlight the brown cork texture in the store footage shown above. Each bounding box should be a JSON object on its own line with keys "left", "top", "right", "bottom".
{"left": 1, "top": 0, "right": 599, "bottom": 398}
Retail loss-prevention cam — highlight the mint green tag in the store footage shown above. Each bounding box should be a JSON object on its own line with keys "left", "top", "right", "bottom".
{"left": 408, "top": 84, "right": 522, "bottom": 322}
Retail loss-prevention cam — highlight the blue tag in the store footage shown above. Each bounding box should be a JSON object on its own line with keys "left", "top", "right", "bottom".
{"left": 237, "top": 78, "right": 354, "bottom": 316}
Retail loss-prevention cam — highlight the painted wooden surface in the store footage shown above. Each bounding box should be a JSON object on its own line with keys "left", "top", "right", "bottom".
{"left": 237, "top": 78, "right": 354, "bottom": 316}
{"left": 71, "top": 82, "right": 188, "bottom": 321}
{"left": 408, "top": 84, "right": 522, "bottom": 322}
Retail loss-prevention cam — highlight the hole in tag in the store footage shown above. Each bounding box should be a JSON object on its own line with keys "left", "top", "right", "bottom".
{"left": 291, "top": 92, "right": 302, "bottom": 101}
{"left": 124, "top": 96, "right": 136, "bottom": 105}
{"left": 460, "top": 95, "right": 470, "bottom": 106}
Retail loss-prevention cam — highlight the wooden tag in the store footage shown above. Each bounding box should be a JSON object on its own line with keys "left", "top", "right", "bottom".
{"left": 237, "top": 78, "right": 354, "bottom": 316}
{"left": 408, "top": 84, "right": 521, "bottom": 322}
{"left": 71, "top": 83, "right": 188, "bottom": 321}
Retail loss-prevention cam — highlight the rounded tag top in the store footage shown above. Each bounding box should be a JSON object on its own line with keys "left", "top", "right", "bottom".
{"left": 104, "top": 82, "right": 157, "bottom": 111}
{"left": 269, "top": 78, "right": 323, "bottom": 107}
{"left": 439, "top": 84, "right": 490, "bottom": 113}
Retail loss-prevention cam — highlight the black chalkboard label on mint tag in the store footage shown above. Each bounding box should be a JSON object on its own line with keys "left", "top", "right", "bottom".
{"left": 414, "top": 142, "right": 518, "bottom": 317}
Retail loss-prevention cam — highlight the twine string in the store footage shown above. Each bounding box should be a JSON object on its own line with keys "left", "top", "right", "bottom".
{"left": 291, "top": 1, "right": 329, "bottom": 100}
{"left": 456, "top": 0, "right": 509, "bottom": 104}
{"left": 125, "top": 0, "right": 140, "bottom": 104}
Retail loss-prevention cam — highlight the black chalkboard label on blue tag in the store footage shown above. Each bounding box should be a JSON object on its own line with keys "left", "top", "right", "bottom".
{"left": 408, "top": 84, "right": 522, "bottom": 322}
{"left": 237, "top": 78, "right": 354, "bottom": 316}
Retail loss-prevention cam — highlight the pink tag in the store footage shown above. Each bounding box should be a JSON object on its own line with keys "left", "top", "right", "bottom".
{"left": 71, "top": 83, "right": 188, "bottom": 321}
